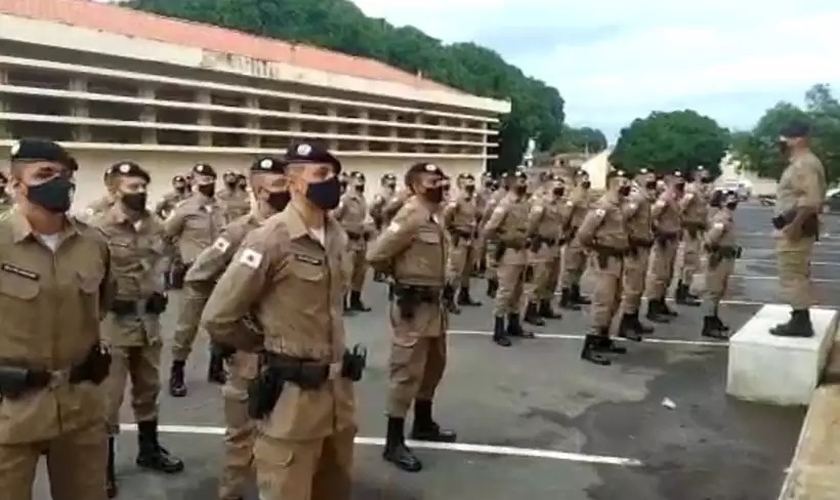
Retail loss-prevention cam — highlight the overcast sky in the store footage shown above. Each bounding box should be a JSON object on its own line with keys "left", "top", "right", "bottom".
{"left": 353, "top": 0, "right": 840, "bottom": 142}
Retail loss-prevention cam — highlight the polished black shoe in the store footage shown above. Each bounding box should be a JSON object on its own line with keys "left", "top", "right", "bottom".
{"left": 349, "top": 291, "right": 371, "bottom": 312}
{"left": 580, "top": 334, "right": 611, "bottom": 365}
{"left": 135, "top": 420, "right": 185, "bottom": 474}
{"left": 617, "top": 314, "right": 643, "bottom": 342}
{"left": 207, "top": 353, "right": 226, "bottom": 385}
{"left": 701, "top": 315, "right": 728, "bottom": 339}
{"left": 645, "top": 299, "right": 671, "bottom": 323}
{"left": 168, "top": 361, "right": 187, "bottom": 398}
{"left": 675, "top": 282, "right": 700, "bottom": 306}
{"left": 524, "top": 302, "right": 545, "bottom": 326}
{"left": 383, "top": 417, "right": 422, "bottom": 472}
{"left": 538, "top": 299, "right": 562, "bottom": 319}
{"left": 571, "top": 284, "right": 591, "bottom": 305}
{"left": 770, "top": 309, "right": 815, "bottom": 338}
{"left": 410, "top": 400, "right": 456, "bottom": 443}
{"left": 457, "top": 287, "right": 481, "bottom": 306}
{"left": 594, "top": 332, "right": 627, "bottom": 354}
{"left": 560, "top": 288, "right": 582, "bottom": 310}
{"left": 492, "top": 316, "right": 512, "bottom": 347}
{"left": 507, "top": 313, "right": 534, "bottom": 338}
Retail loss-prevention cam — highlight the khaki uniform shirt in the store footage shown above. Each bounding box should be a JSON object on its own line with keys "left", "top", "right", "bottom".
{"left": 651, "top": 191, "right": 682, "bottom": 234}
{"left": 482, "top": 192, "right": 530, "bottom": 266}
{"left": 163, "top": 195, "right": 225, "bottom": 264}
{"left": 80, "top": 194, "right": 116, "bottom": 222}
{"left": 577, "top": 194, "right": 629, "bottom": 250}
{"left": 0, "top": 209, "right": 114, "bottom": 444}
{"left": 776, "top": 150, "right": 827, "bottom": 212}
{"left": 200, "top": 207, "right": 354, "bottom": 440}
{"left": 527, "top": 194, "right": 570, "bottom": 260}
{"left": 369, "top": 188, "right": 397, "bottom": 228}
{"left": 624, "top": 190, "right": 655, "bottom": 244}
{"left": 443, "top": 192, "right": 479, "bottom": 240}
{"left": 705, "top": 208, "right": 737, "bottom": 248}
{"left": 679, "top": 182, "right": 710, "bottom": 228}
{"left": 335, "top": 190, "right": 368, "bottom": 250}
{"left": 92, "top": 204, "right": 168, "bottom": 347}
{"left": 217, "top": 188, "right": 251, "bottom": 224}
{"left": 154, "top": 190, "right": 190, "bottom": 219}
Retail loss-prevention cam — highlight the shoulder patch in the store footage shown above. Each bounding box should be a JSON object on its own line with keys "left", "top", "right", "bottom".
{"left": 628, "top": 203, "right": 637, "bottom": 210}
{"left": 492, "top": 206, "right": 506, "bottom": 216}
{"left": 654, "top": 200, "right": 666, "bottom": 208}
{"left": 713, "top": 222, "right": 725, "bottom": 230}
{"left": 212, "top": 237, "right": 231, "bottom": 253}
{"left": 238, "top": 248, "right": 263, "bottom": 269}
{"left": 566, "top": 201, "right": 574, "bottom": 207}
{"left": 684, "top": 193, "right": 694, "bottom": 201}
{"left": 595, "top": 208, "right": 606, "bottom": 217}
{"left": 387, "top": 222, "right": 401, "bottom": 233}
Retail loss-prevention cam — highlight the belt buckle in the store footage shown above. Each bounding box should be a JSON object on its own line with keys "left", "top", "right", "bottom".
{"left": 49, "top": 369, "right": 70, "bottom": 389}
{"left": 328, "top": 362, "right": 342, "bottom": 380}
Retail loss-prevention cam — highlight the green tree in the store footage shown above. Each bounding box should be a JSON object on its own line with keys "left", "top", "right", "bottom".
{"left": 608, "top": 110, "right": 729, "bottom": 177}
{"left": 551, "top": 126, "right": 608, "bottom": 154}
{"left": 731, "top": 84, "right": 840, "bottom": 184}
{"left": 127, "top": 0, "right": 565, "bottom": 173}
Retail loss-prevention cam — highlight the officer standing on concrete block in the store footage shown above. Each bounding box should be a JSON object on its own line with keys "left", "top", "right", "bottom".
{"left": 618, "top": 168, "right": 656, "bottom": 337}
{"left": 367, "top": 161, "right": 456, "bottom": 474}
{"left": 91, "top": 161, "right": 184, "bottom": 498}
{"left": 184, "top": 156, "right": 289, "bottom": 500}
{"left": 483, "top": 170, "right": 533, "bottom": 347}
{"left": 646, "top": 171, "right": 683, "bottom": 322}
{"left": 443, "top": 172, "right": 482, "bottom": 308}
{"left": 559, "top": 169, "right": 592, "bottom": 310}
{"left": 675, "top": 166, "right": 710, "bottom": 306}
{"left": 334, "top": 171, "right": 372, "bottom": 313}
{"left": 771, "top": 122, "right": 827, "bottom": 338}
{"left": 0, "top": 139, "right": 114, "bottom": 499}
{"left": 201, "top": 141, "right": 361, "bottom": 500}
{"left": 165, "top": 163, "right": 226, "bottom": 396}
{"left": 701, "top": 189, "right": 741, "bottom": 339}
{"left": 577, "top": 170, "right": 632, "bottom": 365}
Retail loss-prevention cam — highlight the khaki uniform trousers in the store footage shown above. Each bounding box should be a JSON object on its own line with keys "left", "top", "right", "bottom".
{"left": 446, "top": 239, "right": 475, "bottom": 288}
{"left": 523, "top": 245, "right": 560, "bottom": 305}
{"left": 702, "top": 257, "right": 735, "bottom": 315}
{"left": 253, "top": 426, "right": 356, "bottom": 500}
{"left": 484, "top": 240, "right": 500, "bottom": 281}
{"left": 562, "top": 238, "right": 587, "bottom": 287}
{"left": 646, "top": 239, "right": 679, "bottom": 299}
{"left": 679, "top": 229, "right": 702, "bottom": 286}
{"left": 0, "top": 423, "right": 108, "bottom": 500}
{"left": 777, "top": 235, "right": 816, "bottom": 309}
{"left": 104, "top": 340, "right": 161, "bottom": 435}
{"left": 219, "top": 351, "right": 260, "bottom": 500}
{"left": 591, "top": 255, "right": 624, "bottom": 328}
{"left": 171, "top": 284, "right": 211, "bottom": 361}
{"left": 349, "top": 242, "right": 368, "bottom": 293}
{"left": 620, "top": 247, "right": 650, "bottom": 314}
{"left": 494, "top": 259, "right": 526, "bottom": 316}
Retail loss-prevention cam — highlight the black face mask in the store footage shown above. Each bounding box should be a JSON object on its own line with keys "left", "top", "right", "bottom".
{"left": 675, "top": 182, "right": 685, "bottom": 192}
{"left": 226, "top": 180, "right": 237, "bottom": 188}
{"left": 198, "top": 184, "right": 215, "bottom": 197}
{"left": 266, "top": 190, "right": 291, "bottom": 211}
{"left": 726, "top": 201, "right": 738, "bottom": 211}
{"left": 701, "top": 178, "right": 712, "bottom": 184}
{"left": 174, "top": 185, "right": 187, "bottom": 193}
{"left": 484, "top": 182, "right": 493, "bottom": 189}
{"left": 464, "top": 185, "right": 475, "bottom": 194}
{"left": 238, "top": 183, "right": 247, "bottom": 190}
{"left": 645, "top": 181, "right": 657, "bottom": 190}
{"left": 355, "top": 185, "right": 365, "bottom": 193}
{"left": 27, "top": 176, "right": 74, "bottom": 213}
{"left": 618, "top": 185, "right": 631, "bottom": 197}
{"left": 553, "top": 187, "right": 565, "bottom": 197}
{"left": 778, "top": 141, "right": 790, "bottom": 156}
{"left": 387, "top": 182, "right": 396, "bottom": 190}
{"left": 306, "top": 177, "right": 341, "bottom": 210}
{"left": 515, "top": 185, "right": 527, "bottom": 196}
{"left": 423, "top": 186, "right": 444, "bottom": 204}
{"left": 581, "top": 181, "right": 591, "bottom": 189}
{"left": 121, "top": 192, "right": 147, "bottom": 212}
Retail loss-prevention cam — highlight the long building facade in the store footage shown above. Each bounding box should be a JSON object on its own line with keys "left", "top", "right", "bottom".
{"left": 0, "top": 0, "right": 510, "bottom": 206}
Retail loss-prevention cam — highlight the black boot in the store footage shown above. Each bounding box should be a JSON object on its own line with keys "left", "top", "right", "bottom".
{"left": 560, "top": 288, "right": 582, "bottom": 310}
{"left": 168, "top": 361, "right": 187, "bottom": 398}
{"left": 410, "top": 400, "right": 456, "bottom": 442}
{"left": 524, "top": 302, "right": 545, "bottom": 326}
{"left": 572, "top": 284, "right": 591, "bottom": 305}
{"left": 661, "top": 299, "right": 679, "bottom": 317}
{"left": 383, "top": 417, "right": 422, "bottom": 472}
{"left": 594, "top": 330, "right": 627, "bottom": 354}
{"left": 581, "top": 334, "right": 611, "bottom": 365}
{"left": 373, "top": 271, "right": 386, "bottom": 283}
{"left": 507, "top": 313, "right": 534, "bottom": 338}
{"left": 457, "top": 287, "right": 481, "bottom": 306}
{"left": 538, "top": 299, "right": 562, "bottom": 319}
{"left": 701, "top": 316, "right": 728, "bottom": 339}
{"left": 770, "top": 309, "right": 815, "bottom": 338}
{"left": 136, "top": 420, "right": 185, "bottom": 474}
{"left": 675, "top": 282, "right": 700, "bottom": 306}
{"left": 646, "top": 299, "right": 670, "bottom": 323}
{"left": 486, "top": 278, "right": 498, "bottom": 298}
{"left": 631, "top": 312, "right": 654, "bottom": 333}
{"left": 617, "top": 314, "right": 643, "bottom": 342}
{"left": 207, "top": 351, "right": 226, "bottom": 385}
{"left": 106, "top": 436, "right": 117, "bottom": 498}
{"left": 342, "top": 294, "right": 356, "bottom": 316}
{"left": 492, "top": 316, "right": 512, "bottom": 347}
{"left": 714, "top": 315, "right": 730, "bottom": 332}
{"left": 350, "top": 291, "right": 371, "bottom": 312}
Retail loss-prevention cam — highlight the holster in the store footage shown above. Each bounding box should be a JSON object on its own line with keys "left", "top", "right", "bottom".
{"left": 0, "top": 343, "right": 111, "bottom": 399}
{"left": 248, "top": 355, "right": 284, "bottom": 420}
{"left": 524, "top": 265, "right": 534, "bottom": 282}
{"left": 110, "top": 292, "right": 169, "bottom": 316}
{"left": 341, "top": 344, "right": 368, "bottom": 382}
{"left": 171, "top": 262, "right": 191, "bottom": 289}
{"left": 392, "top": 284, "right": 441, "bottom": 320}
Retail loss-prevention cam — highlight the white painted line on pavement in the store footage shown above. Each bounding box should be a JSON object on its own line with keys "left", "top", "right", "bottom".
{"left": 727, "top": 275, "right": 840, "bottom": 284}
{"left": 447, "top": 330, "right": 728, "bottom": 347}
{"left": 737, "top": 259, "right": 840, "bottom": 267}
{"left": 118, "top": 424, "right": 643, "bottom": 467}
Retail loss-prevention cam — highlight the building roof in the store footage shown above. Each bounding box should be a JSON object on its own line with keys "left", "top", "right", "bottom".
{"left": 0, "top": 0, "right": 464, "bottom": 95}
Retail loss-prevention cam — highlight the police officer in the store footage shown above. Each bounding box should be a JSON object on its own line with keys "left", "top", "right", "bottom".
{"left": 473, "top": 172, "right": 494, "bottom": 275}
{"left": 578, "top": 170, "right": 632, "bottom": 365}
{"left": 646, "top": 172, "right": 683, "bottom": 322}
{"left": 218, "top": 170, "right": 251, "bottom": 223}
{"left": 483, "top": 170, "right": 533, "bottom": 347}
{"left": 184, "top": 156, "right": 289, "bottom": 500}
{"left": 618, "top": 169, "right": 656, "bottom": 336}
{"left": 771, "top": 122, "right": 827, "bottom": 338}
{"left": 0, "top": 172, "right": 11, "bottom": 213}
{"left": 523, "top": 174, "right": 569, "bottom": 323}
{"left": 480, "top": 173, "right": 509, "bottom": 298}
{"left": 369, "top": 173, "right": 398, "bottom": 282}
{"left": 335, "top": 171, "right": 372, "bottom": 312}
{"left": 702, "top": 189, "right": 741, "bottom": 339}
{"left": 0, "top": 139, "right": 114, "bottom": 499}
{"left": 201, "top": 141, "right": 359, "bottom": 500}
{"left": 559, "top": 169, "right": 592, "bottom": 309}
{"left": 165, "top": 163, "right": 226, "bottom": 396}
{"left": 92, "top": 161, "right": 184, "bottom": 497}
{"left": 80, "top": 165, "right": 118, "bottom": 221}
{"left": 367, "top": 162, "right": 456, "bottom": 473}
{"left": 443, "top": 173, "right": 482, "bottom": 308}
{"left": 154, "top": 174, "right": 191, "bottom": 219}
{"left": 675, "top": 166, "right": 710, "bottom": 306}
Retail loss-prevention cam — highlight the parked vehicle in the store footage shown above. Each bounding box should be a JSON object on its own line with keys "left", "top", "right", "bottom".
{"left": 823, "top": 188, "right": 840, "bottom": 213}
{"left": 714, "top": 179, "right": 752, "bottom": 201}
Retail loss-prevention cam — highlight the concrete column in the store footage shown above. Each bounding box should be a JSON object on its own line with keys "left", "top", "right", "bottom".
{"left": 414, "top": 114, "right": 424, "bottom": 153}
{"left": 326, "top": 105, "right": 339, "bottom": 151}
{"left": 357, "top": 108, "right": 369, "bottom": 152}
{"left": 482, "top": 122, "right": 489, "bottom": 166}
{"left": 138, "top": 85, "right": 157, "bottom": 145}
{"left": 196, "top": 89, "right": 213, "bottom": 147}
{"left": 388, "top": 112, "right": 398, "bottom": 152}
{"left": 245, "top": 96, "right": 261, "bottom": 149}
{"left": 0, "top": 67, "right": 8, "bottom": 138}
{"left": 69, "top": 77, "right": 90, "bottom": 142}
{"left": 288, "top": 101, "right": 302, "bottom": 132}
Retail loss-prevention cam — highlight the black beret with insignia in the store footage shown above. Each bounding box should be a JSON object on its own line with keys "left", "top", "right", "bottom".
{"left": 173, "top": 175, "right": 186, "bottom": 182}
{"left": 9, "top": 138, "right": 76, "bottom": 171}
{"left": 192, "top": 163, "right": 217, "bottom": 178}
{"left": 780, "top": 121, "right": 811, "bottom": 139}
{"left": 250, "top": 156, "right": 287, "bottom": 174}
{"left": 606, "top": 169, "right": 627, "bottom": 180}
{"left": 284, "top": 141, "right": 341, "bottom": 173}
{"left": 351, "top": 171, "right": 365, "bottom": 181}
{"left": 406, "top": 162, "right": 443, "bottom": 176}
{"left": 103, "top": 164, "right": 115, "bottom": 180}
{"left": 111, "top": 161, "right": 151, "bottom": 183}
{"left": 514, "top": 170, "right": 527, "bottom": 179}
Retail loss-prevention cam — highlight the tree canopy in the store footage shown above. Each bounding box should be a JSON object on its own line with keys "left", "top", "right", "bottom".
{"left": 551, "top": 126, "right": 608, "bottom": 155}
{"left": 730, "top": 84, "right": 840, "bottom": 184}
{"left": 127, "top": 0, "right": 565, "bottom": 173}
{"left": 608, "top": 110, "right": 730, "bottom": 178}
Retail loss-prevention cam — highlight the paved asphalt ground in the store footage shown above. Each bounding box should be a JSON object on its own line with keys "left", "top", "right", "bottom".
{"left": 33, "top": 202, "right": 840, "bottom": 500}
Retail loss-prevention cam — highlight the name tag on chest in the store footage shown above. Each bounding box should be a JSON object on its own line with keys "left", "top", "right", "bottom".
{"left": 1, "top": 263, "right": 39, "bottom": 280}
{"left": 294, "top": 254, "right": 323, "bottom": 266}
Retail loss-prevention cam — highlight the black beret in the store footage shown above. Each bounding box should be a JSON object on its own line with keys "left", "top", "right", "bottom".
{"left": 250, "top": 156, "right": 286, "bottom": 174}
{"left": 514, "top": 171, "right": 527, "bottom": 179}
{"left": 406, "top": 162, "right": 443, "bottom": 176}
{"left": 463, "top": 173, "right": 475, "bottom": 181}
{"left": 780, "top": 121, "right": 811, "bottom": 138}
{"left": 173, "top": 175, "right": 186, "bottom": 182}
{"left": 111, "top": 161, "right": 151, "bottom": 183}
{"left": 606, "top": 169, "right": 627, "bottom": 180}
{"left": 284, "top": 141, "right": 341, "bottom": 173}
{"left": 103, "top": 165, "right": 115, "bottom": 180}
{"left": 223, "top": 169, "right": 237, "bottom": 177}
{"left": 192, "top": 163, "right": 216, "bottom": 177}
{"left": 9, "top": 138, "right": 76, "bottom": 171}
{"left": 351, "top": 171, "right": 365, "bottom": 181}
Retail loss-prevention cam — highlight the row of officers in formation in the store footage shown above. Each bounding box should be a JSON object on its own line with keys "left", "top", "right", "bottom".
{"left": 0, "top": 124, "right": 825, "bottom": 500}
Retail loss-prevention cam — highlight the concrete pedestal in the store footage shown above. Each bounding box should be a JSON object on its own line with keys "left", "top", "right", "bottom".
{"left": 727, "top": 304, "right": 839, "bottom": 406}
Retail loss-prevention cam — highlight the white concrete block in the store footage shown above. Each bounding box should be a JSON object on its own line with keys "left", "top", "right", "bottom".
{"left": 727, "top": 304, "right": 839, "bottom": 406}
